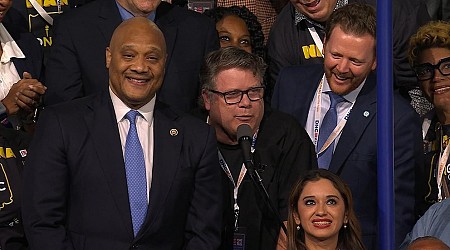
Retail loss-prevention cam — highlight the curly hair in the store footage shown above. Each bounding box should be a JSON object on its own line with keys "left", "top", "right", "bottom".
{"left": 286, "top": 169, "right": 366, "bottom": 250}
{"left": 204, "top": 6, "right": 266, "bottom": 60}
{"left": 408, "top": 21, "right": 450, "bottom": 66}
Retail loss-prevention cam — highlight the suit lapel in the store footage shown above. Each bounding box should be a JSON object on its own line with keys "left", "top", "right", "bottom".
{"left": 155, "top": 2, "right": 177, "bottom": 68}
{"left": 97, "top": 0, "right": 123, "bottom": 44}
{"left": 85, "top": 92, "right": 134, "bottom": 236}
{"left": 329, "top": 73, "right": 377, "bottom": 173}
{"left": 298, "top": 68, "right": 324, "bottom": 127}
{"left": 138, "top": 102, "right": 182, "bottom": 237}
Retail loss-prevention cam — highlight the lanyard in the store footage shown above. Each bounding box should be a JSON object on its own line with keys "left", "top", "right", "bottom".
{"left": 313, "top": 77, "right": 354, "bottom": 155}
{"left": 218, "top": 132, "right": 257, "bottom": 230}
{"left": 307, "top": 25, "right": 324, "bottom": 58}
{"left": 437, "top": 126, "right": 450, "bottom": 201}
{"left": 422, "top": 118, "right": 432, "bottom": 140}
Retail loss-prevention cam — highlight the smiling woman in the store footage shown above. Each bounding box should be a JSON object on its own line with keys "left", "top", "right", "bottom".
{"left": 278, "top": 169, "right": 366, "bottom": 250}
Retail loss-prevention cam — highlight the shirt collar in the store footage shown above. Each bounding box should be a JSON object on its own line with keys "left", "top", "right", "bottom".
{"left": 322, "top": 73, "right": 365, "bottom": 104}
{"left": 109, "top": 87, "right": 156, "bottom": 126}
{"left": 0, "top": 24, "right": 25, "bottom": 63}
{"left": 115, "top": 1, "right": 156, "bottom": 21}
{"left": 294, "top": 0, "right": 348, "bottom": 28}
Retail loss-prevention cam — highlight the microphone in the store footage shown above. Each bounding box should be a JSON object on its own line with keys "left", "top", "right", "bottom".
{"left": 237, "top": 124, "right": 254, "bottom": 171}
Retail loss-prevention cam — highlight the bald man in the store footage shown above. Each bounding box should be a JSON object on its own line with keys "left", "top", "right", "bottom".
{"left": 407, "top": 237, "right": 450, "bottom": 250}
{"left": 22, "top": 17, "right": 223, "bottom": 250}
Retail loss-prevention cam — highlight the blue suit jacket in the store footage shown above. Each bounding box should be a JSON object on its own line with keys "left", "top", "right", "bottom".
{"left": 272, "top": 64, "right": 423, "bottom": 249}
{"left": 44, "top": 0, "right": 219, "bottom": 111}
{"left": 22, "top": 91, "right": 223, "bottom": 249}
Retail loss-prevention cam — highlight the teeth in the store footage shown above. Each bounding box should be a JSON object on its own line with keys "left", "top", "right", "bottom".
{"left": 335, "top": 74, "right": 347, "bottom": 80}
{"left": 313, "top": 221, "right": 331, "bottom": 225}
{"left": 128, "top": 77, "right": 146, "bottom": 83}
{"left": 303, "top": 0, "right": 320, "bottom": 7}
{"left": 435, "top": 86, "right": 450, "bottom": 93}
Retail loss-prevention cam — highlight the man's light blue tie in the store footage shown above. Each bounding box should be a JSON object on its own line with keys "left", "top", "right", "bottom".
{"left": 124, "top": 110, "right": 147, "bottom": 236}
{"left": 317, "top": 92, "right": 345, "bottom": 169}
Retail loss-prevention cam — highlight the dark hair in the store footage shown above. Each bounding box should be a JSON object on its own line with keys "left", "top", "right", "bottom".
{"left": 286, "top": 169, "right": 365, "bottom": 250}
{"left": 204, "top": 6, "right": 265, "bottom": 59}
{"left": 325, "top": 3, "right": 376, "bottom": 41}
{"left": 200, "top": 46, "right": 267, "bottom": 91}
{"left": 408, "top": 21, "right": 450, "bottom": 66}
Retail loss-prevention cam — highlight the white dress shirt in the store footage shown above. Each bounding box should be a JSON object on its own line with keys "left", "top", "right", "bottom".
{"left": 0, "top": 23, "right": 25, "bottom": 101}
{"left": 110, "top": 87, "right": 155, "bottom": 202}
{"left": 306, "top": 74, "right": 365, "bottom": 152}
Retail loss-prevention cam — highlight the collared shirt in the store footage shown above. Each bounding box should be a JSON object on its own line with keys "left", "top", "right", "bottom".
{"left": 116, "top": 1, "right": 156, "bottom": 21}
{"left": 306, "top": 74, "right": 365, "bottom": 151}
{"left": 294, "top": 0, "right": 348, "bottom": 29}
{"left": 110, "top": 87, "right": 155, "bottom": 202}
{"left": 0, "top": 24, "right": 25, "bottom": 101}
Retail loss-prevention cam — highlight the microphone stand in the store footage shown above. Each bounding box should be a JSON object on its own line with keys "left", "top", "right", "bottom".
{"left": 240, "top": 137, "right": 288, "bottom": 235}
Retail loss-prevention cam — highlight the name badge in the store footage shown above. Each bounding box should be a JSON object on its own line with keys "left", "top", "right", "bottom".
{"left": 233, "top": 227, "right": 246, "bottom": 250}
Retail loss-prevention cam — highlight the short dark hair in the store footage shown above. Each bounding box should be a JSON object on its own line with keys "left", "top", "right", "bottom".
{"left": 203, "top": 6, "right": 265, "bottom": 59}
{"left": 200, "top": 46, "right": 267, "bottom": 91}
{"left": 325, "top": 3, "right": 376, "bottom": 41}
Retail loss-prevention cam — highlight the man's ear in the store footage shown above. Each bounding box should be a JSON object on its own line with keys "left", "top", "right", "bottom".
{"left": 202, "top": 89, "right": 211, "bottom": 111}
{"left": 106, "top": 47, "right": 111, "bottom": 69}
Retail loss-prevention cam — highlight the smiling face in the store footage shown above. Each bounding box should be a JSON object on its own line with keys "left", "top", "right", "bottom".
{"left": 290, "top": 0, "right": 338, "bottom": 22}
{"left": 416, "top": 47, "right": 450, "bottom": 112}
{"left": 294, "top": 178, "right": 347, "bottom": 247}
{"left": 216, "top": 14, "right": 252, "bottom": 54}
{"left": 106, "top": 17, "right": 166, "bottom": 109}
{"left": 202, "top": 68, "right": 264, "bottom": 145}
{"left": 323, "top": 25, "right": 376, "bottom": 95}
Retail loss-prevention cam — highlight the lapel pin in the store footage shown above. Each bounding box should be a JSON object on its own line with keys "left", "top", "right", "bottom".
{"left": 363, "top": 111, "right": 370, "bottom": 117}
{"left": 170, "top": 128, "right": 178, "bottom": 136}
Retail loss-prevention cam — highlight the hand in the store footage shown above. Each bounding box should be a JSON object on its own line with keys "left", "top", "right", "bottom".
{"left": 1, "top": 72, "right": 47, "bottom": 115}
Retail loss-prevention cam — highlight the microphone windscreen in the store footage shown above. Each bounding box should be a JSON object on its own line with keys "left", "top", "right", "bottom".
{"left": 237, "top": 124, "right": 252, "bottom": 141}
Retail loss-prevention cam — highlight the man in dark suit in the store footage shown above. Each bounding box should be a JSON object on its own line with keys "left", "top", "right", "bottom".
{"left": 22, "top": 17, "right": 223, "bottom": 249}
{"left": 272, "top": 4, "right": 422, "bottom": 249}
{"left": 44, "top": 0, "right": 218, "bottom": 112}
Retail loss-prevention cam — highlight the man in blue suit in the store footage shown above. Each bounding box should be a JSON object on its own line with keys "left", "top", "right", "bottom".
{"left": 44, "top": 0, "right": 218, "bottom": 112}
{"left": 22, "top": 17, "right": 223, "bottom": 249}
{"left": 272, "top": 4, "right": 422, "bottom": 249}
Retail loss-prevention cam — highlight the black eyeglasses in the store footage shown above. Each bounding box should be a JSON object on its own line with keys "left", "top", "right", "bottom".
{"left": 413, "top": 56, "right": 450, "bottom": 81}
{"left": 208, "top": 86, "right": 265, "bottom": 105}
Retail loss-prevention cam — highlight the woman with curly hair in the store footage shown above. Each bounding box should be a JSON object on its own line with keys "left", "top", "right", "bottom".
{"left": 408, "top": 21, "right": 450, "bottom": 215}
{"left": 204, "top": 6, "right": 266, "bottom": 60}
{"left": 278, "top": 169, "right": 365, "bottom": 250}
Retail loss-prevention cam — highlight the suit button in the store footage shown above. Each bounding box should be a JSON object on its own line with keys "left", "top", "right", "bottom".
{"left": 130, "top": 245, "right": 138, "bottom": 249}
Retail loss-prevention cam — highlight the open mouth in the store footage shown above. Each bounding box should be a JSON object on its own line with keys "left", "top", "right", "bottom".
{"left": 126, "top": 77, "right": 149, "bottom": 85}
{"left": 434, "top": 85, "right": 450, "bottom": 94}
{"left": 302, "top": 0, "right": 320, "bottom": 8}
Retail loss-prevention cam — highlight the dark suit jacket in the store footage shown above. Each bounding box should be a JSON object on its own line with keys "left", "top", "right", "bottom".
{"left": 22, "top": 91, "right": 223, "bottom": 249}
{"left": 3, "top": 7, "right": 44, "bottom": 81}
{"left": 272, "top": 64, "right": 423, "bottom": 249}
{"left": 44, "top": 0, "right": 219, "bottom": 111}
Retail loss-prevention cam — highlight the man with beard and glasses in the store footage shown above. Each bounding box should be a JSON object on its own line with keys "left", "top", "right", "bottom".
{"left": 272, "top": 4, "right": 423, "bottom": 249}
